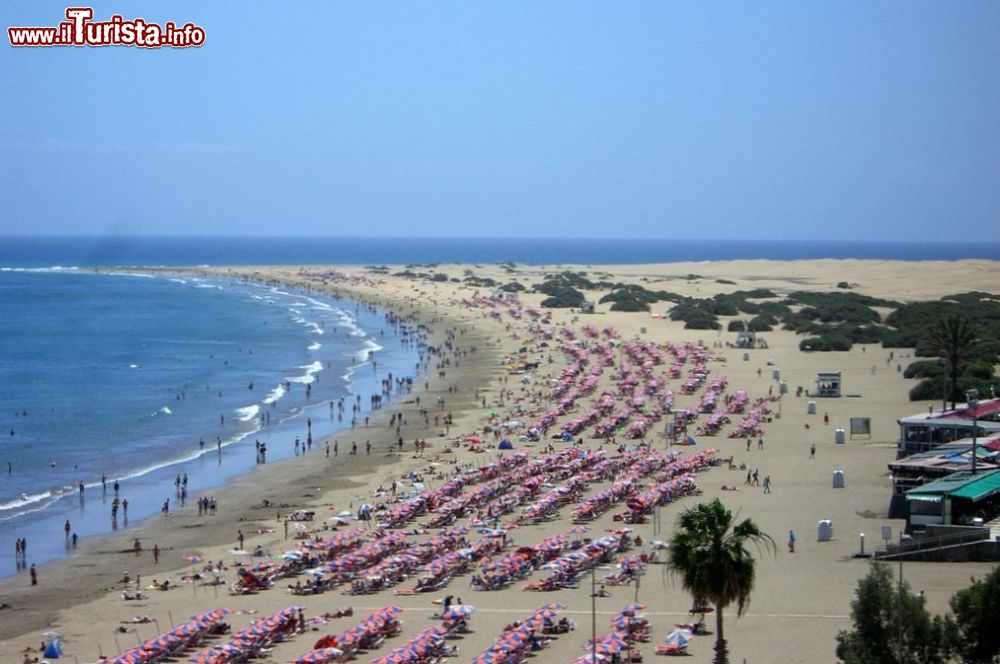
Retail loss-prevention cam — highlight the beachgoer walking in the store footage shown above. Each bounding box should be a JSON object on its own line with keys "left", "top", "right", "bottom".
{"left": 30, "top": 563, "right": 37, "bottom": 585}
{"left": 64, "top": 519, "right": 71, "bottom": 540}
{"left": 745, "top": 470, "right": 751, "bottom": 485}
{"left": 366, "top": 440, "right": 371, "bottom": 455}
{"left": 134, "top": 538, "right": 142, "bottom": 556}
{"left": 788, "top": 530, "right": 796, "bottom": 553}
{"left": 153, "top": 544, "right": 160, "bottom": 563}
{"left": 763, "top": 475, "right": 771, "bottom": 493}
{"left": 238, "top": 530, "right": 245, "bottom": 550}
{"left": 757, "top": 436, "right": 764, "bottom": 450}
{"left": 751, "top": 469, "right": 759, "bottom": 486}
{"left": 810, "top": 444, "right": 816, "bottom": 458}
{"left": 746, "top": 438, "right": 751, "bottom": 452}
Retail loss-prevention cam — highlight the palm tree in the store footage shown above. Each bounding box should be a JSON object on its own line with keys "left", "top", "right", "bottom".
{"left": 666, "top": 498, "right": 774, "bottom": 664}
{"left": 928, "top": 315, "right": 979, "bottom": 409}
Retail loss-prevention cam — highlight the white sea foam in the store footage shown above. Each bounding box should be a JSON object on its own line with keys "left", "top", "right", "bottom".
{"left": 288, "top": 360, "right": 323, "bottom": 384}
{"left": 308, "top": 342, "right": 321, "bottom": 351}
{"left": 0, "top": 490, "right": 61, "bottom": 521}
{"left": 301, "top": 296, "right": 333, "bottom": 311}
{"left": 129, "top": 363, "right": 139, "bottom": 369}
{"left": 170, "top": 278, "right": 188, "bottom": 284}
{"left": 158, "top": 406, "right": 172, "bottom": 415}
{"left": 235, "top": 404, "right": 260, "bottom": 422}
{"left": 355, "top": 339, "right": 383, "bottom": 362}
{"left": 0, "top": 266, "right": 81, "bottom": 273}
{"left": 263, "top": 384, "right": 287, "bottom": 404}
{"left": 0, "top": 490, "right": 53, "bottom": 512}
{"left": 338, "top": 313, "right": 364, "bottom": 337}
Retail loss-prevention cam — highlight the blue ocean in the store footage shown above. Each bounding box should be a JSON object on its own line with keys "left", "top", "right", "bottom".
{"left": 0, "top": 268, "right": 419, "bottom": 575}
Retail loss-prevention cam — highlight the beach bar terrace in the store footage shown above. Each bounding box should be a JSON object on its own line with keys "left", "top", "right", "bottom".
{"left": 897, "top": 397, "right": 1000, "bottom": 457}
{"left": 889, "top": 438, "right": 1000, "bottom": 496}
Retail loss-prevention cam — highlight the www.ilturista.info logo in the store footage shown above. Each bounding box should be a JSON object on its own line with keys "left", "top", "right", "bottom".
{"left": 8, "top": 7, "right": 205, "bottom": 48}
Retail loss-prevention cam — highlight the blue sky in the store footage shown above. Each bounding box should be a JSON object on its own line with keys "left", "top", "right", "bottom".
{"left": 2, "top": 1, "right": 999, "bottom": 241}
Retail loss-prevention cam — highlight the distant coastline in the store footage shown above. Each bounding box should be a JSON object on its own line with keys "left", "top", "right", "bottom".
{"left": 2, "top": 234, "right": 999, "bottom": 268}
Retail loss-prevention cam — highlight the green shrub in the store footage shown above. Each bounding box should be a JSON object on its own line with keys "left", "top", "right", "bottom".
{"left": 799, "top": 335, "right": 852, "bottom": 351}
{"left": 903, "top": 360, "right": 945, "bottom": 379}
{"left": 610, "top": 300, "right": 650, "bottom": 312}
{"left": 747, "top": 315, "right": 774, "bottom": 332}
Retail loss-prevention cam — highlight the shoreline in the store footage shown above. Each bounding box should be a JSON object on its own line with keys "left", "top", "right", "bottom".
{"left": 0, "top": 271, "right": 418, "bottom": 575}
{"left": 0, "top": 265, "right": 505, "bottom": 648}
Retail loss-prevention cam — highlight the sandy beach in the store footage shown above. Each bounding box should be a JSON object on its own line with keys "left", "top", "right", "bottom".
{"left": 2, "top": 258, "right": 997, "bottom": 664}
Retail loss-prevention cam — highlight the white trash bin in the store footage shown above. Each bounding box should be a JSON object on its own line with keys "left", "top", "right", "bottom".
{"left": 832, "top": 470, "right": 845, "bottom": 488}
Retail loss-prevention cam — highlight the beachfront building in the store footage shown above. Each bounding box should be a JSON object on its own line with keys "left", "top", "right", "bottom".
{"left": 888, "top": 438, "right": 1000, "bottom": 497}
{"left": 896, "top": 397, "right": 1000, "bottom": 458}
{"left": 904, "top": 469, "right": 1000, "bottom": 529}
{"left": 493, "top": 288, "right": 519, "bottom": 303}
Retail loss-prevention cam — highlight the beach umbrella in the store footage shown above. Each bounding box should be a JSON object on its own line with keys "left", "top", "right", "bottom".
{"left": 594, "top": 641, "right": 623, "bottom": 655}
{"left": 370, "top": 654, "right": 409, "bottom": 664}
{"left": 469, "top": 654, "right": 498, "bottom": 664}
{"left": 171, "top": 624, "right": 200, "bottom": 639}
{"left": 441, "top": 605, "right": 475, "bottom": 620}
{"left": 192, "top": 607, "right": 234, "bottom": 622}
{"left": 663, "top": 629, "right": 691, "bottom": 651}
{"left": 293, "top": 647, "right": 344, "bottom": 664}
{"left": 600, "top": 632, "right": 630, "bottom": 650}
{"left": 619, "top": 603, "right": 645, "bottom": 616}
{"left": 612, "top": 614, "right": 638, "bottom": 631}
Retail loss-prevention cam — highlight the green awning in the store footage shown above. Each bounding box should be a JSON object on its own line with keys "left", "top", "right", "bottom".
{"left": 951, "top": 473, "right": 1000, "bottom": 501}
{"left": 906, "top": 469, "right": 1000, "bottom": 503}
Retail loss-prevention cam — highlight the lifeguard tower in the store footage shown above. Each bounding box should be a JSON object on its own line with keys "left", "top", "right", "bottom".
{"left": 735, "top": 330, "right": 756, "bottom": 349}
{"left": 814, "top": 371, "right": 842, "bottom": 398}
